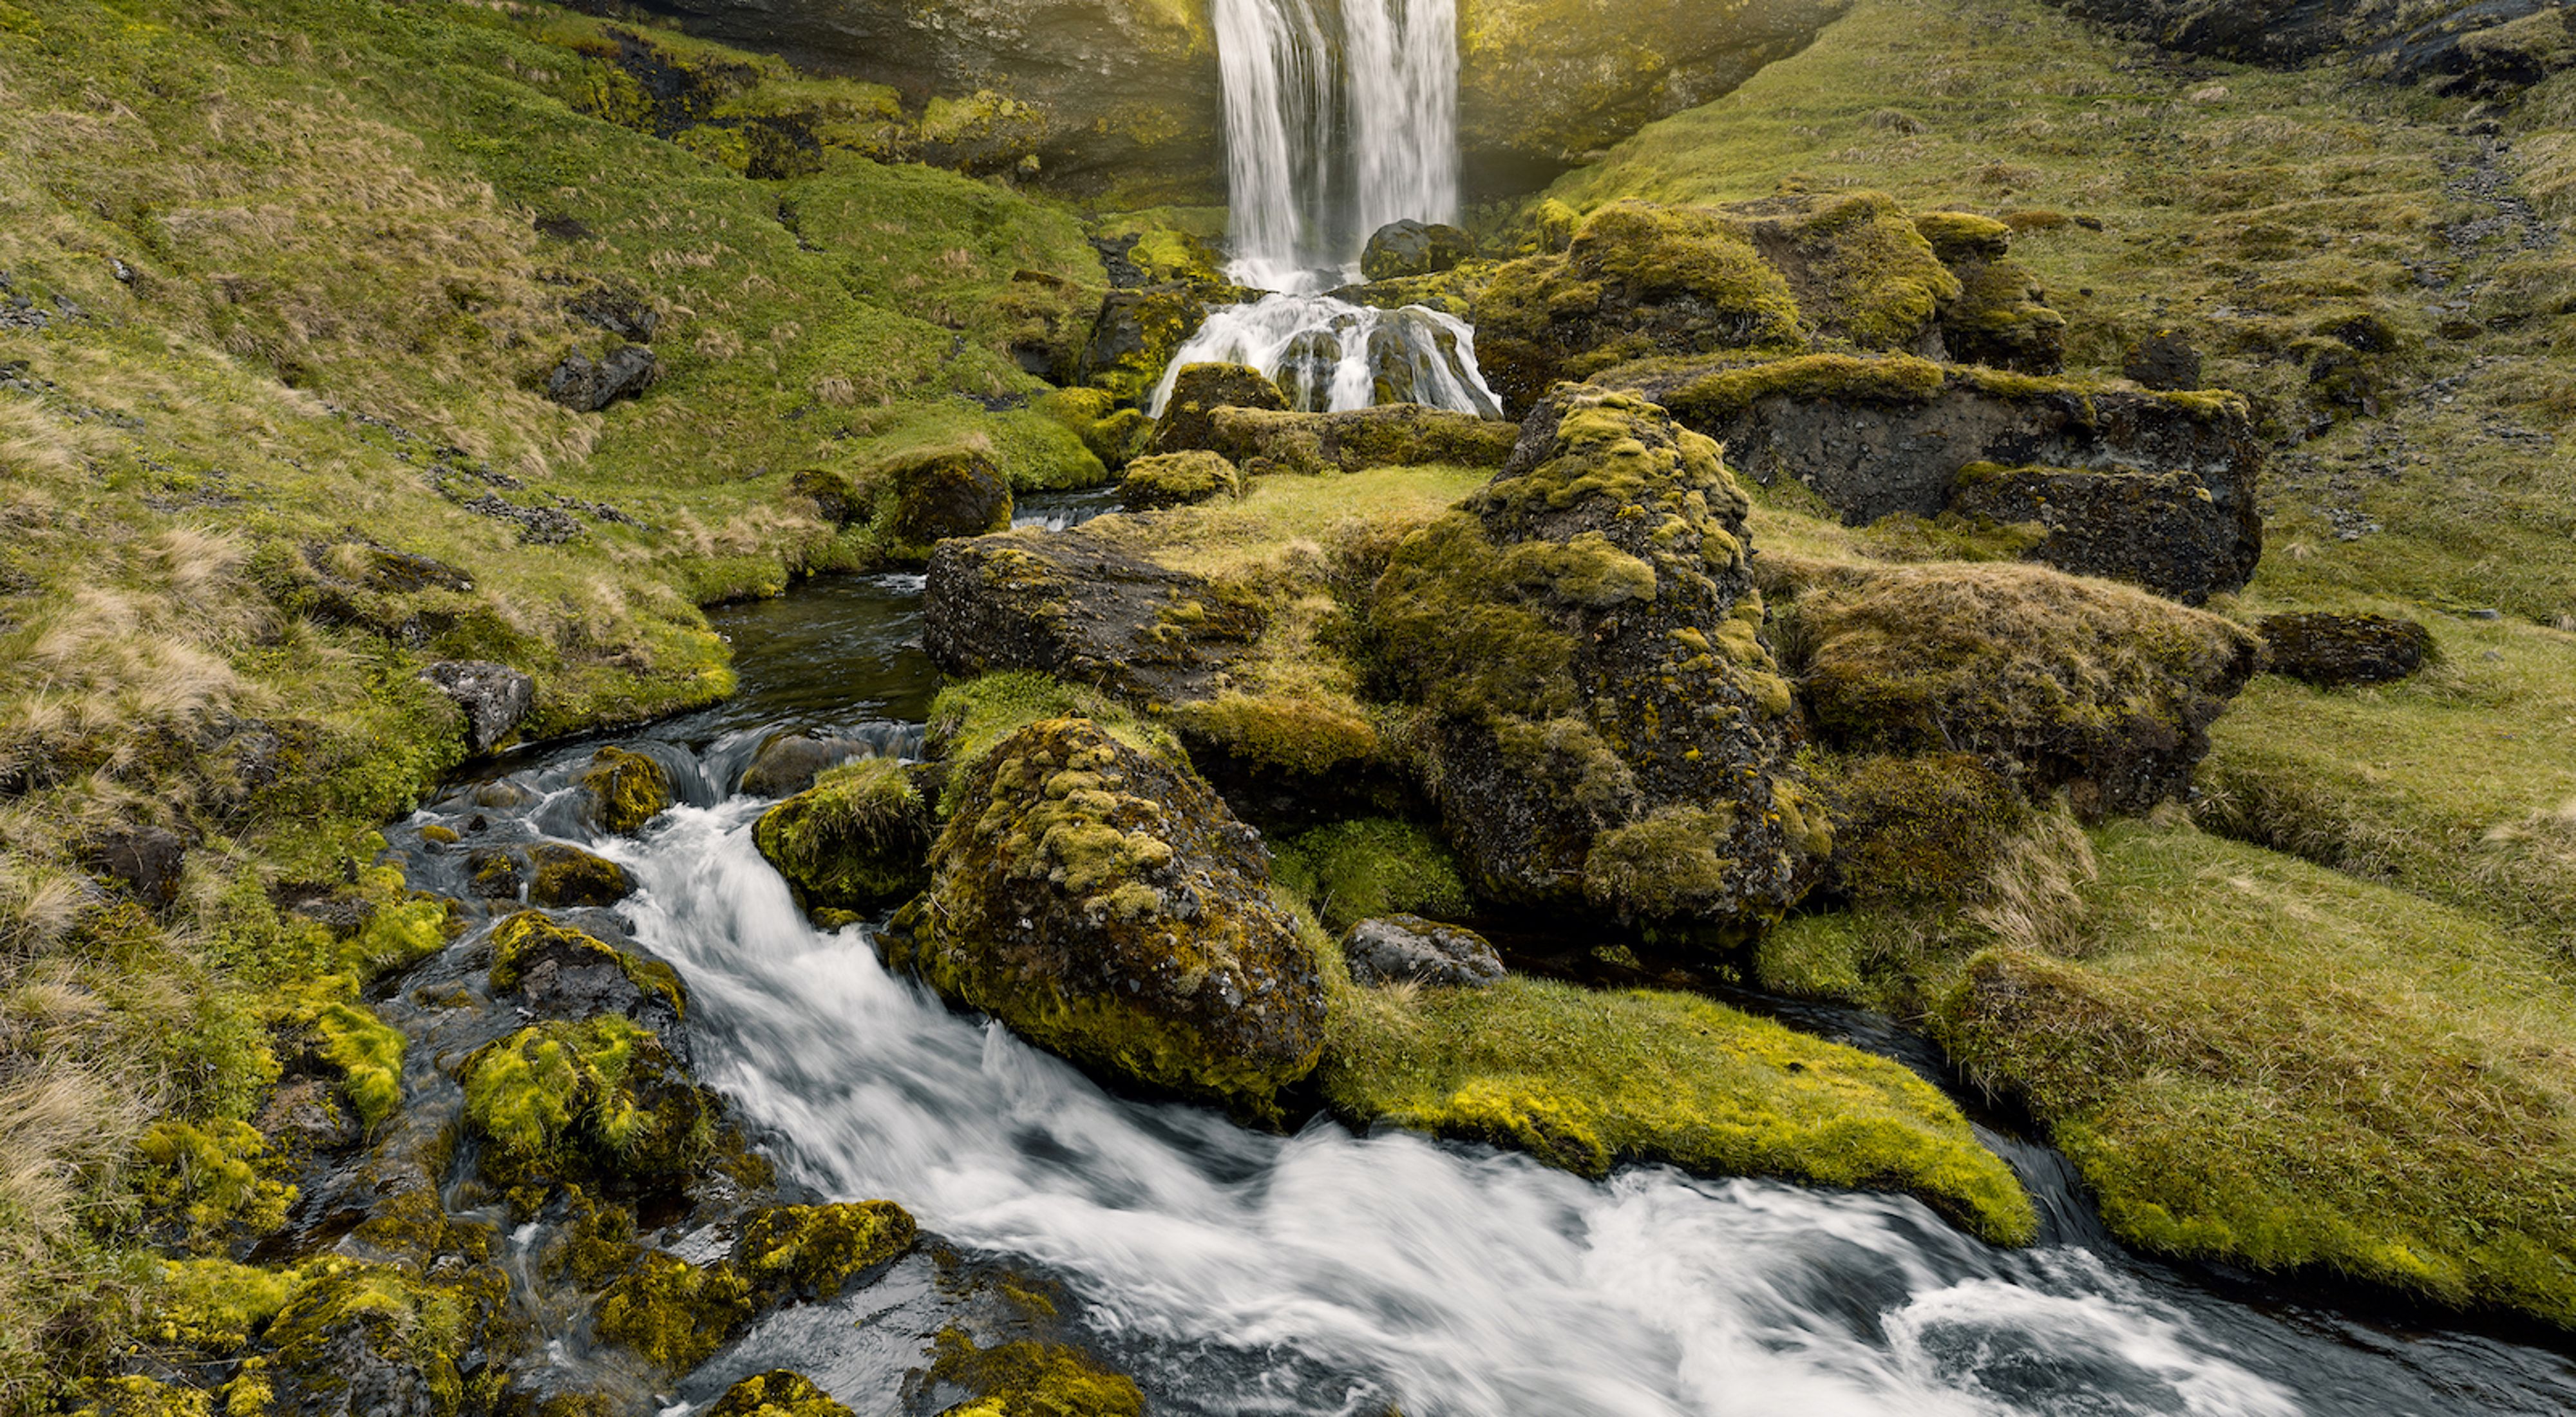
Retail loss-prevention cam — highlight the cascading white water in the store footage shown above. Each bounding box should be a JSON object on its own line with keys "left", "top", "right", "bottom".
{"left": 1175, "top": 0, "right": 1501, "bottom": 419}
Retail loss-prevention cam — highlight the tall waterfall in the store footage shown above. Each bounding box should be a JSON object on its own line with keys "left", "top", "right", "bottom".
{"left": 1165, "top": 0, "right": 1499, "bottom": 417}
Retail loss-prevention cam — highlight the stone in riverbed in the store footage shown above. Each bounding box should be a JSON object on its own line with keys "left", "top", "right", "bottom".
{"left": 884, "top": 717, "right": 1326, "bottom": 1111}
{"left": 1361, "top": 219, "right": 1475, "bottom": 281}
{"left": 1341, "top": 915, "right": 1504, "bottom": 989}
{"left": 421, "top": 660, "right": 534, "bottom": 754}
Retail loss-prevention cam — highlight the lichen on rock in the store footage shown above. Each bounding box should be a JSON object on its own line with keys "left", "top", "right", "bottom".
{"left": 459, "top": 1014, "right": 715, "bottom": 1192}
{"left": 578, "top": 746, "right": 674, "bottom": 835}
{"left": 884, "top": 717, "right": 1325, "bottom": 1111}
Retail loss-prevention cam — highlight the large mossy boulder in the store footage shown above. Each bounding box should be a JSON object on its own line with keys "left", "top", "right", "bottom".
{"left": 578, "top": 746, "right": 676, "bottom": 835}
{"left": 460, "top": 1015, "right": 719, "bottom": 1193}
{"left": 1118, "top": 450, "right": 1241, "bottom": 509}
{"left": 1365, "top": 388, "right": 1830, "bottom": 942}
{"left": 1779, "top": 562, "right": 2262, "bottom": 817}
{"left": 884, "top": 717, "right": 1327, "bottom": 1110}
{"left": 923, "top": 531, "right": 1264, "bottom": 705}
{"left": 752, "top": 756, "right": 937, "bottom": 912}
{"left": 1473, "top": 193, "right": 1958, "bottom": 410}
{"left": 795, "top": 442, "right": 1014, "bottom": 566}
{"left": 1600, "top": 356, "right": 2267, "bottom": 598}
{"left": 1150, "top": 362, "right": 1288, "bottom": 455}
{"left": 1361, "top": 219, "right": 1475, "bottom": 281}
{"left": 488, "top": 911, "right": 688, "bottom": 1036}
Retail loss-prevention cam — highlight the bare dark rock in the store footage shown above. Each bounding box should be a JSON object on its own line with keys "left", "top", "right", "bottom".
{"left": 739, "top": 733, "right": 873, "bottom": 797}
{"left": 1361, "top": 219, "right": 1476, "bottom": 281}
{"left": 2259, "top": 611, "right": 2437, "bottom": 685}
{"left": 923, "top": 529, "right": 1263, "bottom": 704}
{"left": 1946, "top": 463, "right": 2246, "bottom": 604}
{"left": 91, "top": 826, "right": 187, "bottom": 909}
{"left": 545, "top": 345, "right": 658, "bottom": 412}
{"left": 2125, "top": 328, "right": 2204, "bottom": 391}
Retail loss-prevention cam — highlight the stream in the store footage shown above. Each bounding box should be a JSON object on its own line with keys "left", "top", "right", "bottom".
{"left": 397, "top": 571, "right": 2576, "bottom": 1417}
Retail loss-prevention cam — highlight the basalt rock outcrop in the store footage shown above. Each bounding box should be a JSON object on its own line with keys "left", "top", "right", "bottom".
{"left": 885, "top": 717, "right": 1327, "bottom": 1109}
{"left": 1363, "top": 388, "right": 1832, "bottom": 942}
{"left": 923, "top": 531, "right": 1265, "bottom": 705}
{"left": 2259, "top": 611, "right": 2438, "bottom": 685}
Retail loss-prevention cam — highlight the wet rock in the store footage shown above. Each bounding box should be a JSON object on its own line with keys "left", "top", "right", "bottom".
{"left": 468, "top": 846, "right": 525, "bottom": 900}
{"left": 1119, "top": 450, "right": 1240, "bottom": 509}
{"left": 525, "top": 842, "right": 634, "bottom": 908}
{"left": 923, "top": 529, "right": 1263, "bottom": 705}
{"left": 1365, "top": 388, "right": 1830, "bottom": 942}
{"left": 1150, "top": 362, "right": 1287, "bottom": 457}
{"left": 1341, "top": 915, "right": 1505, "bottom": 989}
{"left": 1946, "top": 462, "right": 2246, "bottom": 604}
{"left": 1078, "top": 285, "right": 1225, "bottom": 405}
{"left": 1599, "top": 354, "right": 2265, "bottom": 598}
{"left": 420, "top": 660, "right": 535, "bottom": 754}
{"left": 2259, "top": 611, "right": 2436, "bottom": 686}
{"left": 578, "top": 747, "right": 675, "bottom": 835}
{"left": 2124, "top": 328, "right": 2204, "bottom": 392}
{"left": 1195, "top": 404, "right": 1519, "bottom": 475}
{"left": 545, "top": 345, "right": 658, "bottom": 412}
{"left": 1361, "top": 219, "right": 1476, "bottom": 281}
{"left": 753, "top": 757, "right": 936, "bottom": 912}
{"left": 488, "top": 910, "right": 687, "bottom": 1040}
{"left": 739, "top": 733, "right": 871, "bottom": 798}
{"left": 460, "top": 1013, "right": 717, "bottom": 1190}
{"left": 91, "top": 826, "right": 187, "bottom": 909}
{"left": 1786, "top": 562, "right": 2262, "bottom": 817}
{"left": 706, "top": 1370, "right": 855, "bottom": 1417}
{"left": 886, "top": 717, "right": 1327, "bottom": 1110}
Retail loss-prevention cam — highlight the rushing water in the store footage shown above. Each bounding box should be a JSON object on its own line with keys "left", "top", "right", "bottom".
{"left": 412, "top": 575, "right": 2576, "bottom": 1417}
{"left": 1184, "top": 0, "right": 1500, "bottom": 417}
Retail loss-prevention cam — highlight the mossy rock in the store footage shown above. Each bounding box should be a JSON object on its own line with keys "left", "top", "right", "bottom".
{"left": 1117, "top": 450, "right": 1240, "bottom": 509}
{"left": 486, "top": 910, "right": 687, "bottom": 1028}
{"left": 876, "top": 443, "right": 1016, "bottom": 564}
{"left": 1781, "top": 562, "right": 2262, "bottom": 817}
{"left": 459, "top": 1015, "right": 715, "bottom": 1192}
{"left": 922, "top": 1328, "right": 1144, "bottom": 1417}
{"left": 578, "top": 747, "right": 674, "bottom": 836}
{"left": 1814, "top": 752, "right": 2031, "bottom": 905}
{"left": 1473, "top": 201, "right": 1804, "bottom": 410}
{"left": 595, "top": 1251, "right": 754, "bottom": 1374}
{"left": 734, "top": 1200, "right": 918, "bottom": 1300}
{"left": 525, "top": 841, "right": 633, "bottom": 907}
{"left": 1945, "top": 462, "right": 2244, "bottom": 604}
{"left": 1365, "top": 388, "right": 1827, "bottom": 942}
{"left": 1198, "top": 404, "right": 1519, "bottom": 473}
{"left": 1326, "top": 258, "right": 1501, "bottom": 318}
{"left": 1911, "top": 210, "right": 2014, "bottom": 265}
{"left": 1034, "top": 387, "right": 1151, "bottom": 471}
{"left": 1940, "top": 256, "right": 2067, "bottom": 375}
{"left": 1321, "top": 975, "right": 2036, "bottom": 1243}
{"left": 706, "top": 1372, "right": 854, "bottom": 1417}
{"left": 2257, "top": 611, "right": 2436, "bottom": 685}
{"left": 1148, "top": 362, "right": 1287, "bottom": 457}
{"left": 753, "top": 756, "right": 936, "bottom": 912}
{"left": 1079, "top": 286, "right": 1219, "bottom": 406}
{"left": 261, "top": 1253, "right": 511, "bottom": 1417}
{"left": 1269, "top": 818, "right": 1470, "bottom": 933}
{"left": 887, "top": 717, "right": 1326, "bottom": 1112}
{"left": 1719, "top": 191, "right": 1960, "bottom": 352}
{"left": 1361, "top": 218, "right": 1475, "bottom": 281}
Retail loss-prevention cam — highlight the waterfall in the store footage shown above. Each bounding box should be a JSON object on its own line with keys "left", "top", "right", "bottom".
{"left": 1173, "top": 0, "right": 1499, "bottom": 418}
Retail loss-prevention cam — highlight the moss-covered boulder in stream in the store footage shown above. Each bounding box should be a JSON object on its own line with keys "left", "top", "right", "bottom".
{"left": 1365, "top": 388, "right": 1830, "bottom": 943}
{"left": 578, "top": 747, "right": 675, "bottom": 835}
{"left": 1150, "top": 363, "right": 1288, "bottom": 456}
{"left": 753, "top": 756, "right": 938, "bottom": 911}
{"left": 884, "top": 718, "right": 1326, "bottom": 1112}
{"left": 460, "top": 1016, "right": 718, "bottom": 1194}
{"left": 795, "top": 441, "right": 1015, "bottom": 567}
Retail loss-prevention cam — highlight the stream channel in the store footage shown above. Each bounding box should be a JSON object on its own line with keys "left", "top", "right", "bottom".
{"left": 387, "top": 499, "right": 2576, "bottom": 1416}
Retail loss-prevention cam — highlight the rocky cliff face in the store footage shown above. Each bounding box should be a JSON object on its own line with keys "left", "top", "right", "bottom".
{"left": 2050, "top": 0, "right": 2576, "bottom": 93}
{"left": 632, "top": 0, "right": 1852, "bottom": 200}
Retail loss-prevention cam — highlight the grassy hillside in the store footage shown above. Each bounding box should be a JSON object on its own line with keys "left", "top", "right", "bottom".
{"left": 0, "top": 0, "right": 1118, "bottom": 1400}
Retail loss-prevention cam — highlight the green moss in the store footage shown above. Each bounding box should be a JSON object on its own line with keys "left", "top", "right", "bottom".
{"left": 312, "top": 1000, "right": 405, "bottom": 1128}
{"left": 148, "top": 1257, "right": 295, "bottom": 1353}
{"left": 487, "top": 911, "right": 687, "bottom": 1018}
{"left": 526, "top": 842, "right": 633, "bottom": 908}
{"left": 734, "top": 1201, "right": 918, "bottom": 1300}
{"left": 68, "top": 1376, "right": 214, "bottom": 1417}
{"left": 923, "top": 1328, "right": 1146, "bottom": 1417}
{"left": 134, "top": 1120, "right": 294, "bottom": 1243}
{"left": 459, "top": 1016, "right": 712, "bottom": 1190}
{"left": 1911, "top": 211, "right": 2012, "bottom": 265}
{"left": 579, "top": 747, "right": 674, "bottom": 835}
{"left": 1321, "top": 975, "right": 2034, "bottom": 1242}
{"left": 594, "top": 1251, "right": 755, "bottom": 1373}
{"left": 1750, "top": 191, "right": 1960, "bottom": 350}
{"left": 1271, "top": 819, "right": 1470, "bottom": 933}
{"left": 705, "top": 1371, "right": 855, "bottom": 1417}
{"left": 1637, "top": 352, "right": 1949, "bottom": 424}
{"left": 1034, "top": 388, "right": 1150, "bottom": 471}
{"left": 1818, "top": 752, "right": 2031, "bottom": 904}
{"left": 1932, "top": 819, "right": 2576, "bottom": 1322}
{"left": 925, "top": 672, "right": 1185, "bottom": 795}
{"left": 753, "top": 757, "right": 934, "bottom": 911}
{"left": 1119, "top": 450, "right": 1240, "bottom": 509}
{"left": 339, "top": 895, "right": 453, "bottom": 978}
{"left": 265, "top": 1256, "right": 473, "bottom": 1417}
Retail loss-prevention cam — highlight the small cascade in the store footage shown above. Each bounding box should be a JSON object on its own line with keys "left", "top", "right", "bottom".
{"left": 1148, "top": 293, "right": 1500, "bottom": 417}
{"left": 1184, "top": 0, "right": 1501, "bottom": 417}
